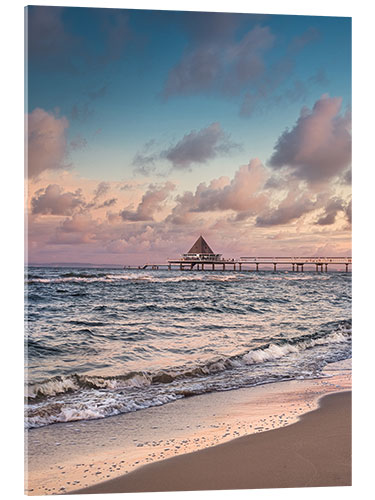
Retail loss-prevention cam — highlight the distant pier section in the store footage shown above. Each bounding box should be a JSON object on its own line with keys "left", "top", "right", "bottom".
{"left": 126, "top": 236, "right": 352, "bottom": 272}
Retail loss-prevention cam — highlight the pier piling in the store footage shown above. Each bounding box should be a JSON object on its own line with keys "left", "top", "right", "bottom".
{"left": 138, "top": 257, "right": 351, "bottom": 273}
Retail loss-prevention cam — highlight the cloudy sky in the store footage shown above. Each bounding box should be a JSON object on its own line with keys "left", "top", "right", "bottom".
{"left": 26, "top": 6, "right": 351, "bottom": 265}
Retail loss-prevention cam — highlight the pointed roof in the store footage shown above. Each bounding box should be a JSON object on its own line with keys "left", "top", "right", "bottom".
{"left": 188, "top": 235, "right": 214, "bottom": 254}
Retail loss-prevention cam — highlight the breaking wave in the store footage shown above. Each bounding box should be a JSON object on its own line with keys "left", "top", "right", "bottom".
{"left": 27, "top": 273, "right": 240, "bottom": 285}
{"left": 25, "top": 320, "right": 351, "bottom": 428}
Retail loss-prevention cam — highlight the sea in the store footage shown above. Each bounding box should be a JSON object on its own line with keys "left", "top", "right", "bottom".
{"left": 25, "top": 267, "right": 352, "bottom": 429}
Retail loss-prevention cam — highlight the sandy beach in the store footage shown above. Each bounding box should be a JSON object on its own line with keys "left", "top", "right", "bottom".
{"left": 25, "top": 359, "right": 351, "bottom": 495}
{"left": 74, "top": 390, "right": 351, "bottom": 494}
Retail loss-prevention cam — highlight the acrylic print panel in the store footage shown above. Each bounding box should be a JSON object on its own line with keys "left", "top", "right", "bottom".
{"left": 25, "top": 3, "right": 352, "bottom": 496}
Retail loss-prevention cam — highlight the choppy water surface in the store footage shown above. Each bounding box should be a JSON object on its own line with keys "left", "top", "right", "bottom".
{"left": 25, "top": 268, "right": 351, "bottom": 428}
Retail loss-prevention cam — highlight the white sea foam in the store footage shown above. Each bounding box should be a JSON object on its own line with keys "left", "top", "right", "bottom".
{"left": 26, "top": 392, "right": 182, "bottom": 428}
{"left": 83, "top": 373, "right": 152, "bottom": 390}
{"left": 243, "top": 343, "right": 299, "bottom": 364}
{"left": 27, "top": 273, "right": 240, "bottom": 285}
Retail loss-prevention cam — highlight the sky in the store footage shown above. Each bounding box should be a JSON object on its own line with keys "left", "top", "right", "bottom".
{"left": 25, "top": 5, "right": 352, "bottom": 265}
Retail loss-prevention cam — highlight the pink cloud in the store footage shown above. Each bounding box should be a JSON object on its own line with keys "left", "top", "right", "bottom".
{"left": 93, "top": 181, "right": 110, "bottom": 200}
{"left": 256, "top": 186, "right": 320, "bottom": 227}
{"left": 132, "top": 123, "right": 240, "bottom": 174}
{"left": 120, "top": 182, "right": 175, "bottom": 221}
{"left": 167, "top": 158, "right": 268, "bottom": 224}
{"left": 50, "top": 213, "right": 97, "bottom": 245}
{"left": 269, "top": 94, "right": 351, "bottom": 183}
{"left": 315, "top": 197, "right": 345, "bottom": 226}
{"left": 31, "top": 184, "right": 84, "bottom": 215}
{"left": 163, "top": 122, "right": 239, "bottom": 170}
{"left": 27, "top": 108, "right": 69, "bottom": 179}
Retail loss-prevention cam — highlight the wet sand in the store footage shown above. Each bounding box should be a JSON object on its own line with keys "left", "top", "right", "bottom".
{"left": 74, "top": 391, "right": 351, "bottom": 494}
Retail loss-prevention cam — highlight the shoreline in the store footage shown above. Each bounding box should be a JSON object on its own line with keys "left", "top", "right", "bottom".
{"left": 25, "top": 360, "right": 351, "bottom": 495}
{"left": 73, "top": 391, "right": 351, "bottom": 494}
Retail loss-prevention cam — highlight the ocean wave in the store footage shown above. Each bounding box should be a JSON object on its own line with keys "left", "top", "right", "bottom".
{"left": 61, "top": 272, "right": 108, "bottom": 278}
{"left": 26, "top": 293, "right": 47, "bottom": 302}
{"left": 26, "top": 273, "right": 240, "bottom": 285}
{"left": 26, "top": 320, "right": 351, "bottom": 403}
{"left": 26, "top": 338, "right": 63, "bottom": 357}
{"left": 68, "top": 320, "right": 106, "bottom": 327}
{"left": 26, "top": 336, "right": 350, "bottom": 428}
{"left": 27, "top": 371, "right": 152, "bottom": 401}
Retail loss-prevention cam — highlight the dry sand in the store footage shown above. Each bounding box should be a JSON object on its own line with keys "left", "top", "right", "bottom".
{"left": 73, "top": 391, "right": 351, "bottom": 494}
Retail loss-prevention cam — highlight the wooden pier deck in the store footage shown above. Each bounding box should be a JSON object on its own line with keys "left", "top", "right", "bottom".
{"left": 125, "top": 256, "right": 352, "bottom": 272}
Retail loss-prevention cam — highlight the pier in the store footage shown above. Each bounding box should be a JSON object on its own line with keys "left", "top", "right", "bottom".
{"left": 125, "top": 236, "right": 352, "bottom": 272}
